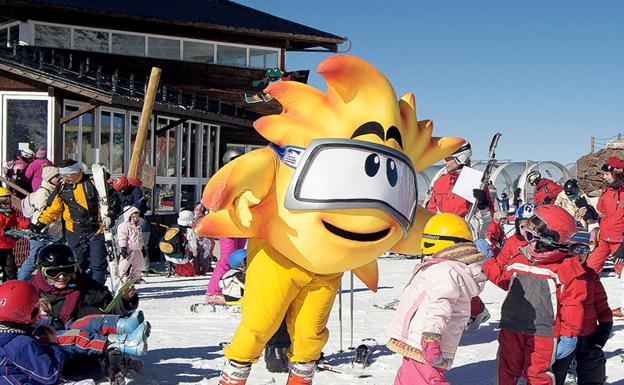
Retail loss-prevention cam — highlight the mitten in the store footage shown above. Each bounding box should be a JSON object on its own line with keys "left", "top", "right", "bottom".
{"left": 28, "top": 222, "right": 45, "bottom": 234}
{"left": 120, "top": 247, "right": 129, "bottom": 259}
{"left": 591, "top": 322, "right": 613, "bottom": 348}
{"left": 472, "top": 189, "right": 489, "bottom": 210}
{"left": 555, "top": 336, "right": 577, "bottom": 359}
{"left": 421, "top": 332, "right": 444, "bottom": 366}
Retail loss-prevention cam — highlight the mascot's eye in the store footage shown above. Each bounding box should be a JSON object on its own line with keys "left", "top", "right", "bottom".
{"left": 386, "top": 159, "right": 398, "bottom": 186}
{"left": 365, "top": 154, "right": 380, "bottom": 177}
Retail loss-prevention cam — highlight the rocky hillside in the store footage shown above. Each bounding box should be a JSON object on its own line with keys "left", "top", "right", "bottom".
{"left": 577, "top": 146, "right": 624, "bottom": 194}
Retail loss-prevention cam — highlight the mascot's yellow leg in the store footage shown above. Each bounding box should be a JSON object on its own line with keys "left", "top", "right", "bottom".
{"left": 224, "top": 240, "right": 342, "bottom": 364}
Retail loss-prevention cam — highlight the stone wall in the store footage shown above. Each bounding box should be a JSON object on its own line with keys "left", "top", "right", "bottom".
{"left": 577, "top": 148, "right": 624, "bottom": 194}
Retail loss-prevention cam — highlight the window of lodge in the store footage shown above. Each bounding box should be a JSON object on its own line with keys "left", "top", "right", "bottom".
{"left": 28, "top": 22, "right": 280, "bottom": 68}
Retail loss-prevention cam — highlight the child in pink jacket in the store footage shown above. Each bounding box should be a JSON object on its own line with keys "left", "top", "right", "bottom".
{"left": 387, "top": 213, "right": 487, "bottom": 385}
{"left": 117, "top": 206, "right": 145, "bottom": 280}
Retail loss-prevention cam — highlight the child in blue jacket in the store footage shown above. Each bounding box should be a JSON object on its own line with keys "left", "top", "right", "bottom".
{"left": 0, "top": 280, "right": 65, "bottom": 385}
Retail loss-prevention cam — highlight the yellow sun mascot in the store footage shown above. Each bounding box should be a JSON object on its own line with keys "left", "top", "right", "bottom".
{"left": 196, "top": 55, "right": 463, "bottom": 385}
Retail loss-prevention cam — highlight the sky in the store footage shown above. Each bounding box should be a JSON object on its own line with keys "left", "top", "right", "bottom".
{"left": 238, "top": 0, "right": 624, "bottom": 164}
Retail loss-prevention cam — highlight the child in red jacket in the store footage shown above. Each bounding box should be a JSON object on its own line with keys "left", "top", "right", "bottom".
{"left": 551, "top": 259, "right": 612, "bottom": 385}
{"left": 0, "top": 187, "right": 30, "bottom": 281}
{"left": 483, "top": 205, "right": 587, "bottom": 385}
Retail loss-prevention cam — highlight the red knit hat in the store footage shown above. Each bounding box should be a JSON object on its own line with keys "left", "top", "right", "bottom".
{"left": 602, "top": 156, "right": 624, "bottom": 175}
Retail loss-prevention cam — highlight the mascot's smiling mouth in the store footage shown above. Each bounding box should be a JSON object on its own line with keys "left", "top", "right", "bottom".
{"left": 322, "top": 220, "right": 390, "bottom": 242}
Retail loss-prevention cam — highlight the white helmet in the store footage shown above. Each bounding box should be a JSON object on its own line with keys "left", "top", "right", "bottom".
{"left": 222, "top": 149, "right": 244, "bottom": 164}
{"left": 177, "top": 210, "right": 194, "bottom": 227}
{"left": 527, "top": 170, "right": 541, "bottom": 186}
{"left": 451, "top": 141, "right": 472, "bottom": 165}
{"left": 20, "top": 148, "right": 35, "bottom": 159}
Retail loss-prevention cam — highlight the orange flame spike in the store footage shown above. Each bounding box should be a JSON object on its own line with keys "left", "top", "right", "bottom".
{"left": 352, "top": 260, "right": 379, "bottom": 292}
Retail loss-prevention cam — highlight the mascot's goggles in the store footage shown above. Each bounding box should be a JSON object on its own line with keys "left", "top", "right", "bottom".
{"left": 270, "top": 138, "right": 417, "bottom": 236}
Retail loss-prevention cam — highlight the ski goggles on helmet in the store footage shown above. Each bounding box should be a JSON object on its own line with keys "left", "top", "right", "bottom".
{"left": 520, "top": 225, "right": 590, "bottom": 256}
{"left": 601, "top": 163, "right": 624, "bottom": 174}
{"left": 272, "top": 139, "right": 418, "bottom": 236}
{"left": 422, "top": 233, "right": 472, "bottom": 244}
{"left": 41, "top": 264, "right": 77, "bottom": 280}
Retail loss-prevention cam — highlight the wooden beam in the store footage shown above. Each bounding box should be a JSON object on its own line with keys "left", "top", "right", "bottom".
{"left": 154, "top": 118, "right": 187, "bottom": 136}
{"left": 60, "top": 102, "right": 98, "bottom": 125}
{"left": 128, "top": 67, "right": 161, "bottom": 187}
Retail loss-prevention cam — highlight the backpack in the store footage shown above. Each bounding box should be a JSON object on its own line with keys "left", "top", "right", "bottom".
{"left": 159, "top": 226, "right": 188, "bottom": 263}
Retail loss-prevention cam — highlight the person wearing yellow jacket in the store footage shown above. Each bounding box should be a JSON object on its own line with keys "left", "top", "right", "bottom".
{"left": 31, "top": 159, "right": 108, "bottom": 285}
{"left": 196, "top": 55, "right": 465, "bottom": 385}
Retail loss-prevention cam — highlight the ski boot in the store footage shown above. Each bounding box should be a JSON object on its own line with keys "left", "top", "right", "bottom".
{"left": 264, "top": 345, "right": 289, "bottom": 373}
{"left": 218, "top": 359, "right": 251, "bottom": 385}
{"left": 115, "top": 310, "right": 144, "bottom": 334}
{"left": 466, "top": 307, "right": 491, "bottom": 330}
{"left": 101, "top": 347, "right": 126, "bottom": 385}
{"left": 286, "top": 361, "right": 316, "bottom": 385}
{"left": 109, "top": 322, "right": 151, "bottom": 357}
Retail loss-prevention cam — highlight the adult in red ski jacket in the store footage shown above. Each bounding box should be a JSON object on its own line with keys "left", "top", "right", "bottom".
{"left": 528, "top": 170, "right": 563, "bottom": 205}
{"left": 426, "top": 141, "right": 493, "bottom": 216}
{"left": 483, "top": 205, "right": 587, "bottom": 385}
{"left": 485, "top": 211, "right": 507, "bottom": 255}
{"left": 586, "top": 156, "right": 624, "bottom": 276}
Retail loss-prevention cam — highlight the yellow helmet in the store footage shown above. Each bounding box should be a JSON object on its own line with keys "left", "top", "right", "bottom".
{"left": 421, "top": 213, "right": 472, "bottom": 256}
{"left": 0, "top": 187, "right": 10, "bottom": 198}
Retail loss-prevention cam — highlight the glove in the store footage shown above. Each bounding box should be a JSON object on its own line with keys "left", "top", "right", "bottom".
{"left": 120, "top": 247, "right": 129, "bottom": 259}
{"left": 590, "top": 322, "right": 613, "bottom": 348}
{"left": 472, "top": 189, "right": 489, "bottom": 210}
{"left": 475, "top": 239, "right": 494, "bottom": 259}
{"left": 28, "top": 222, "right": 45, "bottom": 234}
{"left": 102, "top": 216, "right": 112, "bottom": 228}
{"left": 421, "top": 333, "right": 444, "bottom": 366}
{"left": 613, "top": 241, "right": 624, "bottom": 265}
{"left": 555, "top": 336, "right": 577, "bottom": 359}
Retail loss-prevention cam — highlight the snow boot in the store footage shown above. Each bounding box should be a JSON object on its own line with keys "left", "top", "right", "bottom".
{"left": 101, "top": 347, "right": 126, "bottom": 385}
{"left": 286, "top": 362, "right": 316, "bottom": 385}
{"left": 264, "top": 346, "right": 289, "bottom": 373}
{"left": 218, "top": 359, "right": 251, "bottom": 385}
{"left": 115, "top": 310, "right": 144, "bottom": 334}
{"left": 108, "top": 322, "right": 151, "bottom": 357}
{"left": 466, "top": 307, "right": 491, "bottom": 330}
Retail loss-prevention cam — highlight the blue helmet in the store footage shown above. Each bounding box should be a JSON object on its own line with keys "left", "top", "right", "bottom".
{"left": 515, "top": 203, "right": 537, "bottom": 240}
{"left": 515, "top": 203, "right": 536, "bottom": 221}
{"left": 228, "top": 248, "right": 247, "bottom": 269}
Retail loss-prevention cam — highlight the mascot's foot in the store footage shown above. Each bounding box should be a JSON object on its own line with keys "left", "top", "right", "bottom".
{"left": 218, "top": 359, "right": 251, "bottom": 385}
{"left": 286, "top": 362, "right": 316, "bottom": 385}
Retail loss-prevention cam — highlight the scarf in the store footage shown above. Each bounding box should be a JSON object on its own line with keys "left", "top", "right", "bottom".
{"left": 423, "top": 242, "right": 484, "bottom": 265}
{"left": 30, "top": 271, "right": 82, "bottom": 323}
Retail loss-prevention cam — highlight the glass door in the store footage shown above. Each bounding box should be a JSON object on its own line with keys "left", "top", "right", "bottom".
{"left": 0, "top": 92, "right": 54, "bottom": 165}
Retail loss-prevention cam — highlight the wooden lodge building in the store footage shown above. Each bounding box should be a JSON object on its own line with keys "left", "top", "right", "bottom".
{"left": 0, "top": 0, "right": 345, "bottom": 215}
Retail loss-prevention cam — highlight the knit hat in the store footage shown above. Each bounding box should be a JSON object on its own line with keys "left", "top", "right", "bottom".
{"left": 35, "top": 147, "right": 46, "bottom": 159}
{"left": 602, "top": 157, "right": 624, "bottom": 175}
{"left": 177, "top": 210, "right": 194, "bottom": 227}
{"left": 41, "top": 166, "right": 59, "bottom": 183}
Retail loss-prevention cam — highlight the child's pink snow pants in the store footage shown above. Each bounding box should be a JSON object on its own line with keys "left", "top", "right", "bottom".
{"left": 206, "top": 237, "right": 246, "bottom": 295}
{"left": 394, "top": 357, "right": 449, "bottom": 385}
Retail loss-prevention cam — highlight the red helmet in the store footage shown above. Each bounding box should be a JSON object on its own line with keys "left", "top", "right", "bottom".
{"left": 0, "top": 280, "right": 39, "bottom": 324}
{"left": 533, "top": 204, "right": 577, "bottom": 244}
{"left": 112, "top": 176, "right": 129, "bottom": 192}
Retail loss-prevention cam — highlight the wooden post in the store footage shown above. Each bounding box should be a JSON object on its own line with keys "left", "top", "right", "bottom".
{"left": 591, "top": 136, "right": 595, "bottom": 154}
{"left": 128, "top": 67, "right": 161, "bottom": 187}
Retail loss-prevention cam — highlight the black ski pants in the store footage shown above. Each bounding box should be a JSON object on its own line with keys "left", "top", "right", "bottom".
{"left": 0, "top": 248, "right": 17, "bottom": 281}
{"left": 552, "top": 335, "right": 606, "bottom": 385}
{"left": 66, "top": 231, "right": 107, "bottom": 285}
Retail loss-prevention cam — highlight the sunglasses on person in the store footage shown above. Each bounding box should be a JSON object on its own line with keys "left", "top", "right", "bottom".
{"left": 41, "top": 264, "right": 77, "bottom": 279}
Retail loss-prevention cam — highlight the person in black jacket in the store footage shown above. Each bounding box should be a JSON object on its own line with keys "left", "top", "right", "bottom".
{"left": 30, "top": 244, "right": 150, "bottom": 382}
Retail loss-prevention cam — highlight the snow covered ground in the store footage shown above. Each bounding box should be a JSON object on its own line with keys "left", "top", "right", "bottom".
{"left": 121, "top": 257, "right": 624, "bottom": 385}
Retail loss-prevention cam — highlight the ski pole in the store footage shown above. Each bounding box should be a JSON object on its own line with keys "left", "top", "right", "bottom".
{"left": 338, "top": 284, "right": 343, "bottom": 353}
{"left": 350, "top": 271, "right": 354, "bottom": 349}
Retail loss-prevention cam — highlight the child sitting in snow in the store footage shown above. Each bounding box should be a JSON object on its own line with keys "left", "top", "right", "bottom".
{"left": 387, "top": 213, "right": 487, "bottom": 385}
{"left": 117, "top": 206, "right": 145, "bottom": 282}
{"left": 483, "top": 204, "right": 587, "bottom": 385}
{"left": 160, "top": 210, "right": 199, "bottom": 277}
{"left": 0, "top": 280, "right": 65, "bottom": 385}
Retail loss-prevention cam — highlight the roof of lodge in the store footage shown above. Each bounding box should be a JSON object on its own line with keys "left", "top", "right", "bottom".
{"left": 1, "top": 0, "right": 346, "bottom": 51}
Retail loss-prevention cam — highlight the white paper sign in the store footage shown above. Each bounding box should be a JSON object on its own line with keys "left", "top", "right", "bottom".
{"left": 451, "top": 166, "right": 484, "bottom": 203}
